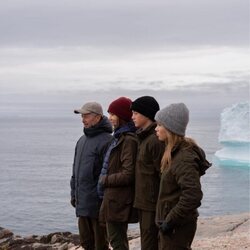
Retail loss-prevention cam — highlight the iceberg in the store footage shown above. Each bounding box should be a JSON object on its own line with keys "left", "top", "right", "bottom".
{"left": 214, "top": 101, "right": 250, "bottom": 168}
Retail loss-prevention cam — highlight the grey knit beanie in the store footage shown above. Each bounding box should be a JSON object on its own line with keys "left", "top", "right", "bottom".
{"left": 155, "top": 103, "right": 189, "bottom": 136}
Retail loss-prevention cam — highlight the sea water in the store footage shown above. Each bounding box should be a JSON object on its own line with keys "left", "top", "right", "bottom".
{"left": 0, "top": 91, "right": 249, "bottom": 236}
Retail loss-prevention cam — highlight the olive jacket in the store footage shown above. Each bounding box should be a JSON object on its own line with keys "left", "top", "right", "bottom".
{"left": 156, "top": 140, "right": 211, "bottom": 227}
{"left": 100, "top": 132, "right": 138, "bottom": 223}
{"left": 134, "top": 123, "right": 165, "bottom": 211}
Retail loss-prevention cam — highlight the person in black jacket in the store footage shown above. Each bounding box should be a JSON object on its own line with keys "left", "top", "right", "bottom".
{"left": 70, "top": 101, "right": 112, "bottom": 250}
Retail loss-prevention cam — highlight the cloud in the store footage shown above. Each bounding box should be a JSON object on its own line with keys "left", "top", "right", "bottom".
{"left": 0, "top": 0, "right": 248, "bottom": 48}
{"left": 0, "top": 46, "right": 248, "bottom": 94}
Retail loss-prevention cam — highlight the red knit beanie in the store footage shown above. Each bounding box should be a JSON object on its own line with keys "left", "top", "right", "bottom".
{"left": 108, "top": 97, "right": 132, "bottom": 121}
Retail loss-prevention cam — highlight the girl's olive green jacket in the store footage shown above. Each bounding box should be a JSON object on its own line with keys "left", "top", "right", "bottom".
{"left": 156, "top": 141, "right": 211, "bottom": 227}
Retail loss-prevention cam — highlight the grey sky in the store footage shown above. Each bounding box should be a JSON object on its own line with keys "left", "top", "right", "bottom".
{"left": 0, "top": 0, "right": 248, "bottom": 48}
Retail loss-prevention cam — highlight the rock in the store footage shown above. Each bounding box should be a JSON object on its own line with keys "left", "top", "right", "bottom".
{"left": 51, "top": 234, "right": 63, "bottom": 244}
{"left": 32, "top": 242, "right": 51, "bottom": 249}
{"left": 0, "top": 237, "right": 10, "bottom": 246}
{"left": 0, "top": 228, "right": 13, "bottom": 239}
{"left": 0, "top": 231, "right": 79, "bottom": 250}
{"left": 195, "top": 212, "right": 250, "bottom": 238}
{"left": 56, "top": 242, "right": 69, "bottom": 250}
{"left": 67, "top": 233, "right": 80, "bottom": 246}
{"left": 39, "top": 234, "right": 51, "bottom": 244}
{"left": 67, "top": 243, "right": 76, "bottom": 249}
{"left": 0, "top": 213, "right": 249, "bottom": 250}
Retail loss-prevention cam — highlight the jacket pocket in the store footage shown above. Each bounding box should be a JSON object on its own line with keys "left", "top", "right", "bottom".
{"left": 107, "top": 198, "right": 131, "bottom": 222}
{"left": 163, "top": 203, "right": 172, "bottom": 218}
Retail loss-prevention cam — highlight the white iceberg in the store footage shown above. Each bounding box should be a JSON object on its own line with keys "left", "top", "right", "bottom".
{"left": 214, "top": 101, "right": 250, "bottom": 167}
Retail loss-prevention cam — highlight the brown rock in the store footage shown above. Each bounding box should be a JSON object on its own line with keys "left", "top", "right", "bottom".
{"left": 0, "top": 228, "right": 13, "bottom": 239}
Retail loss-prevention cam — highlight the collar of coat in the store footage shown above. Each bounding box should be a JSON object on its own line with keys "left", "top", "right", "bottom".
{"left": 136, "top": 122, "right": 157, "bottom": 140}
{"left": 171, "top": 140, "right": 212, "bottom": 176}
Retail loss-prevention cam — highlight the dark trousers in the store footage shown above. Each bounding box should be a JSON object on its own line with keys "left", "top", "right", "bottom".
{"left": 158, "top": 220, "right": 197, "bottom": 250}
{"left": 138, "top": 209, "right": 158, "bottom": 250}
{"left": 107, "top": 222, "right": 128, "bottom": 250}
{"left": 78, "top": 216, "right": 109, "bottom": 250}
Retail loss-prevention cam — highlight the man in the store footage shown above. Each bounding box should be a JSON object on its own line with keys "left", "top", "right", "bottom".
{"left": 70, "top": 101, "right": 112, "bottom": 250}
{"left": 131, "top": 96, "right": 165, "bottom": 250}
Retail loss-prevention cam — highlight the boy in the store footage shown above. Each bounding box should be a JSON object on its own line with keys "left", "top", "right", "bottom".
{"left": 131, "top": 96, "right": 165, "bottom": 250}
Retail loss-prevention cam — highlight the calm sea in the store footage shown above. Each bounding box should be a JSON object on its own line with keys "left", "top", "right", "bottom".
{"left": 0, "top": 91, "right": 249, "bottom": 236}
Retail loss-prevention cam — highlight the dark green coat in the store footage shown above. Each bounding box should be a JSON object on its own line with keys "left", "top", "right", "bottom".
{"left": 134, "top": 123, "right": 165, "bottom": 211}
{"left": 156, "top": 140, "right": 211, "bottom": 227}
{"left": 100, "top": 132, "right": 138, "bottom": 222}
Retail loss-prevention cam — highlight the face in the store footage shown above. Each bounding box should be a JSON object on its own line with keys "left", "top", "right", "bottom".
{"left": 81, "top": 113, "right": 101, "bottom": 128}
{"left": 132, "top": 111, "right": 150, "bottom": 129}
{"left": 108, "top": 113, "right": 119, "bottom": 130}
{"left": 155, "top": 123, "right": 169, "bottom": 141}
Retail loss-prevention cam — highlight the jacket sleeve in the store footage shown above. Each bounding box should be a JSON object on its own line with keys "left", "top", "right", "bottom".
{"left": 166, "top": 158, "right": 203, "bottom": 225}
{"left": 70, "top": 144, "right": 77, "bottom": 199}
{"left": 99, "top": 138, "right": 112, "bottom": 164}
{"left": 150, "top": 136, "right": 165, "bottom": 172}
{"left": 105, "top": 136, "right": 137, "bottom": 187}
{"left": 95, "top": 136, "right": 112, "bottom": 179}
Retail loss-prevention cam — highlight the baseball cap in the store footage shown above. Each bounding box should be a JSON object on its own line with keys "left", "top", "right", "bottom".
{"left": 74, "top": 102, "right": 103, "bottom": 116}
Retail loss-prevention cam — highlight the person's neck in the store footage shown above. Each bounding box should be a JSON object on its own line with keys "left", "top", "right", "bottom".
{"left": 141, "top": 119, "right": 153, "bottom": 130}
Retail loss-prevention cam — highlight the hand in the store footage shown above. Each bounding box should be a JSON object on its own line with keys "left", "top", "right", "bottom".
{"left": 99, "top": 175, "right": 107, "bottom": 186}
{"left": 159, "top": 221, "right": 174, "bottom": 236}
{"left": 70, "top": 198, "right": 76, "bottom": 208}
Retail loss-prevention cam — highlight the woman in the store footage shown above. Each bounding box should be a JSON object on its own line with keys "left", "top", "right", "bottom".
{"left": 98, "top": 97, "right": 138, "bottom": 250}
{"left": 154, "top": 103, "right": 211, "bottom": 250}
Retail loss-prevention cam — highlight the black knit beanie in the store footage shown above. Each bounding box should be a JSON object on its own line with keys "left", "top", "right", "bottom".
{"left": 131, "top": 96, "right": 160, "bottom": 121}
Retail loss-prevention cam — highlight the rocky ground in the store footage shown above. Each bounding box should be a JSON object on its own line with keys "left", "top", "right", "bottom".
{"left": 0, "top": 213, "right": 249, "bottom": 250}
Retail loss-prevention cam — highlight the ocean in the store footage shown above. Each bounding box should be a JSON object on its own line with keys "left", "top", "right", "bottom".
{"left": 0, "top": 88, "right": 249, "bottom": 236}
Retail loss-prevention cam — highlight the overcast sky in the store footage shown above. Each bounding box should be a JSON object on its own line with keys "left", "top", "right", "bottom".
{"left": 0, "top": 0, "right": 249, "bottom": 95}
{"left": 0, "top": 0, "right": 248, "bottom": 49}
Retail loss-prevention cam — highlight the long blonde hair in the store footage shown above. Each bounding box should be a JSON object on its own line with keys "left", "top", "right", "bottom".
{"left": 161, "top": 130, "right": 197, "bottom": 173}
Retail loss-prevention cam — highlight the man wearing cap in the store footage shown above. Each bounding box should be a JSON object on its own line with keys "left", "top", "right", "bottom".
{"left": 131, "top": 96, "right": 165, "bottom": 250}
{"left": 70, "top": 102, "right": 112, "bottom": 250}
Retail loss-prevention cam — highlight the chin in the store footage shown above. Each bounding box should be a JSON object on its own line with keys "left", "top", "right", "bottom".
{"left": 157, "top": 136, "right": 164, "bottom": 141}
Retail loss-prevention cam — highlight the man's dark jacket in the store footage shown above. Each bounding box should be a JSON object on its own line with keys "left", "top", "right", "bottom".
{"left": 70, "top": 116, "right": 112, "bottom": 218}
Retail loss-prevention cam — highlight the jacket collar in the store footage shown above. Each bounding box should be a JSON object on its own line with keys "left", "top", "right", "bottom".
{"left": 136, "top": 122, "right": 157, "bottom": 140}
{"left": 113, "top": 121, "right": 136, "bottom": 138}
{"left": 171, "top": 140, "right": 211, "bottom": 175}
{"left": 84, "top": 116, "right": 112, "bottom": 137}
